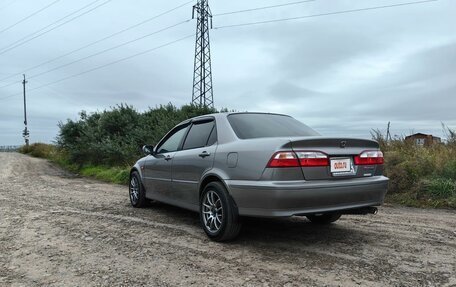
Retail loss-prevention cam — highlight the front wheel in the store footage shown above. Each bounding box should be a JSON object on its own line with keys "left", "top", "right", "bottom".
{"left": 200, "top": 182, "right": 242, "bottom": 242}
{"left": 129, "top": 171, "right": 147, "bottom": 208}
{"left": 307, "top": 213, "right": 341, "bottom": 224}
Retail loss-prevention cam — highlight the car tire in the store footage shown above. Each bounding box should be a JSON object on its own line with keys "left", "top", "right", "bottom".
{"left": 129, "top": 171, "right": 147, "bottom": 208}
{"left": 200, "top": 182, "right": 242, "bottom": 242}
{"left": 307, "top": 213, "right": 341, "bottom": 224}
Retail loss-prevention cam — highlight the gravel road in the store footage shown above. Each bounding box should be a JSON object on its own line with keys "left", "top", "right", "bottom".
{"left": 0, "top": 152, "right": 455, "bottom": 287}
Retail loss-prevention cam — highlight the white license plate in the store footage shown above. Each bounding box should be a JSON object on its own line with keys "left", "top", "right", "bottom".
{"left": 330, "top": 158, "right": 351, "bottom": 173}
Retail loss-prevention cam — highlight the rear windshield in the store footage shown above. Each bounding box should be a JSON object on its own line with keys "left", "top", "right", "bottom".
{"left": 227, "top": 113, "right": 320, "bottom": 139}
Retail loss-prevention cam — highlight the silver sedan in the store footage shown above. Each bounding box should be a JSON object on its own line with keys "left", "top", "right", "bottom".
{"left": 129, "top": 113, "right": 388, "bottom": 241}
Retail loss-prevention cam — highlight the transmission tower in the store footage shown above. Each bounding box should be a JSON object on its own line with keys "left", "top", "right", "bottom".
{"left": 192, "top": 0, "right": 214, "bottom": 108}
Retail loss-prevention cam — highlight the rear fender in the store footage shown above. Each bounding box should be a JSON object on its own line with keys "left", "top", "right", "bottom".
{"left": 198, "top": 168, "right": 230, "bottom": 195}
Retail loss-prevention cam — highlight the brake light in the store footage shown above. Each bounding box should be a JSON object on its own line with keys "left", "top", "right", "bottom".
{"left": 354, "top": 150, "right": 384, "bottom": 165}
{"left": 295, "top": 151, "right": 329, "bottom": 167}
{"left": 267, "top": 152, "right": 300, "bottom": 167}
{"left": 267, "top": 151, "right": 329, "bottom": 168}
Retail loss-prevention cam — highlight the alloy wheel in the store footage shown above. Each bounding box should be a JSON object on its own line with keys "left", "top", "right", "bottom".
{"left": 202, "top": 190, "right": 224, "bottom": 233}
{"left": 130, "top": 176, "right": 139, "bottom": 204}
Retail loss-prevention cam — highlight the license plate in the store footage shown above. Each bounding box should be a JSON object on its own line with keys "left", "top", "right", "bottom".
{"left": 330, "top": 158, "right": 351, "bottom": 173}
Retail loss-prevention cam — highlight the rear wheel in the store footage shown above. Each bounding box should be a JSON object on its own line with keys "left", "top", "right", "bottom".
{"left": 129, "top": 171, "right": 147, "bottom": 208}
{"left": 307, "top": 213, "right": 341, "bottom": 224}
{"left": 200, "top": 182, "right": 242, "bottom": 242}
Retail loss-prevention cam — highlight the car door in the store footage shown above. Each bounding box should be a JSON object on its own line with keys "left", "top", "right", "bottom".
{"left": 143, "top": 124, "right": 189, "bottom": 201}
{"left": 171, "top": 119, "right": 217, "bottom": 207}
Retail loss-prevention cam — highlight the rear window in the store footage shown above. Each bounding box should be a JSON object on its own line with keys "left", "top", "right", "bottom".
{"left": 227, "top": 114, "right": 320, "bottom": 139}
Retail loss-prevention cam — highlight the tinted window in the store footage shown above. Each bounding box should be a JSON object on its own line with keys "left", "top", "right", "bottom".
{"left": 228, "top": 114, "right": 320, "bottom": 139}
{"left": 206, "top": 126, "right": 217, "bottom": 146}
{"left": 183, "top": 121, "right": 215, "bottom": 150}
{"left": 157, "top": 125, "right": 188, "bottom": 153}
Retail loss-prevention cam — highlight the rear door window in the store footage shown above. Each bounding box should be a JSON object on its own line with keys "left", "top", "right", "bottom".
{"left": 183, "top": 120, "right": 215, "bottom": 150}
{"left": 206, "top": 126, "right": 217, "bottom": 146}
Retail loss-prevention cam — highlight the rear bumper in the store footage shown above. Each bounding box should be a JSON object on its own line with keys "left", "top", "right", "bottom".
{"left": 225, "top": 176, "right": 389, "bottom": 217}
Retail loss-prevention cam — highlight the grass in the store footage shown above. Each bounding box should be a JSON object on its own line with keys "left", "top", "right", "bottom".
{"left": 79, "top": 165, "right": 130, "bottom": 185}
{"left": 386, "top": 192, "right": 456, "bottom": 209}
{"left": 19, "top": 143, "right": 130, "bottom": 185}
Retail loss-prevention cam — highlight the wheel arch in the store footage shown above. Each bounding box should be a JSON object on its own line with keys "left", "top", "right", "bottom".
{"left": 199, "top": 174, "right": 225, "bottom": 196}
{"left": 199, "top": 172, "right": 232, "bottom": 200}
{"left": 130, "top": 161, "right": 145, "bottom": 182}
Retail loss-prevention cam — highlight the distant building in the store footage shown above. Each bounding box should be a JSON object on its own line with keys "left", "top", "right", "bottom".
{"left": 405, "top": 133, "right": 441, "bottom": 146}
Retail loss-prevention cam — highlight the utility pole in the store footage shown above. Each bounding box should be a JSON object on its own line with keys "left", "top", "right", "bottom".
{"left": 192, "top": 0, "right": 214, "bottom": 108}
{"left": 386, "top": 121, "right": 392, "bottom": 142}
{"left": 22, "top": 74, "right": 30, "bottom": 147}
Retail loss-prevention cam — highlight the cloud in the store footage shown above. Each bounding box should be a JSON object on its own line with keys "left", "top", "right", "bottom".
{"left": 0, "top": 0, "right": 455, "bottom": 144}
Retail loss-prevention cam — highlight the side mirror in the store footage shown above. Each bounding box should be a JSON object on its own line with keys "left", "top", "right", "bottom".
{"left": 142, "top": 145, "right": 154, "bottom": 155}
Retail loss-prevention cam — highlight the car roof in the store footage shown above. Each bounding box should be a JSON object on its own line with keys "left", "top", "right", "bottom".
{"left": 190, "top": 112, "right": 291, "bottom": 120}
{"left": 175, "top": 112, "right": 293, "bottom": 127}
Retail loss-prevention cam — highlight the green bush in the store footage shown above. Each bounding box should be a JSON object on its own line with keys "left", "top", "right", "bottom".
{"left": 56, "top": 103, "right": 216, "bottom": 166}
{"left": 19, "top": 104, "right": 218, "bottom": 186}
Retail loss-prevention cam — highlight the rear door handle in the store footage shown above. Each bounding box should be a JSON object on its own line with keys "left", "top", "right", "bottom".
{"left": 199, "top": 151, "right": 211, "bottom": 158}
{"left": 165, "top": 155, "right": 172, "bottom": 161}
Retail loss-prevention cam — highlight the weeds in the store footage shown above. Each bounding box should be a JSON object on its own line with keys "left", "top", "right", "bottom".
{"left": 373, "top": 127, "right": 456, "bottom": 208}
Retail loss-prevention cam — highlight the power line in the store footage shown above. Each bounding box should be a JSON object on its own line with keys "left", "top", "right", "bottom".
{"left": 0, "top": 73, "right": 17, "bottom": 84}
{"left": 0, "top": 0, "right": 113, "bottom": 56}
{"left": 0, "top": 0, "right": 105, "bottom": 54}
{"left": 0, "top": 0, "right": 61, "bottom": 35}
{"left": 213, "top": 0, "right": 316, "bottom": 17}
{"left": 214, "top": 0, "right": 438, "bottom": 29}
{"left": 27, "top": 20, "right": 190, "bottom": 80}
{"left": 0, "top": 0, "right": 194, "bottom": 83}
{"left": 0, "top": 34, "right": 194, "bottom": 101}
{"left": 0, "top": 20, "right": 190, "bottom": 89}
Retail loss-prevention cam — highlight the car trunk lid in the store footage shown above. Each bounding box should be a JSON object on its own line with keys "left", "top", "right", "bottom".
{"left": 286, "top": 137, "right": 382, "bottom": 180}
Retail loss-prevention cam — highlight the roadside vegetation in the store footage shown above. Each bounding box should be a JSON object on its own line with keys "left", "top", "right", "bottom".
{"left": 19, "top": 104, "right": 455, "bottom": 208}
{"left": 20, "top": 103, "right": 216, "bottom": 184}
{"left": 372, "top": 127, "right": 456, "bottom": 208}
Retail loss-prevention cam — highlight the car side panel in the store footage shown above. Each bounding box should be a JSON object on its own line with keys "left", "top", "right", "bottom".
{"left": 143, "top": 152, "right": 175, "bottom": 200}
{"left": 213, "top": 138, "right": 288, "bottom": 181}
{"left": 171, "top": 144, "right": 217, "bottom": 206}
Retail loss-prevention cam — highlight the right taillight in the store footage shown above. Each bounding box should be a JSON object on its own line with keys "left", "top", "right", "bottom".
{"left": 267, "top": 151, "right": 329, "bottom": 168}
{"left": 354, "top": 150, "right": 384, "bottom": 165}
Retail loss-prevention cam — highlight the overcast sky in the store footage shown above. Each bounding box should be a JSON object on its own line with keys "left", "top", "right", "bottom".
{"left": 0, "top": 0, "right": 454, "bottom": 145}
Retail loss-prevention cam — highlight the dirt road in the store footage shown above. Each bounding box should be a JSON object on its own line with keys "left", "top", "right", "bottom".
{"left": 0, "top": 152, "right": 455, "bottom": 287}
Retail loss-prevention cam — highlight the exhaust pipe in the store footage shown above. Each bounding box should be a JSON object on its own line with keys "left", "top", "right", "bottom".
{"left": 342, "top": 206, "right": 378, "bottom": 215}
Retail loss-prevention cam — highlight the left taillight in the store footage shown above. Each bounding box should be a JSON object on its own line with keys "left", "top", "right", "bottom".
{"left": 267, "top": 151, "right": 329, "bottom": 168}
{"left": 354, "top": 150, "right": 384, "bottom": 165}
{"left": 267, "top": 152, "right": 300, "bottom": 167}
